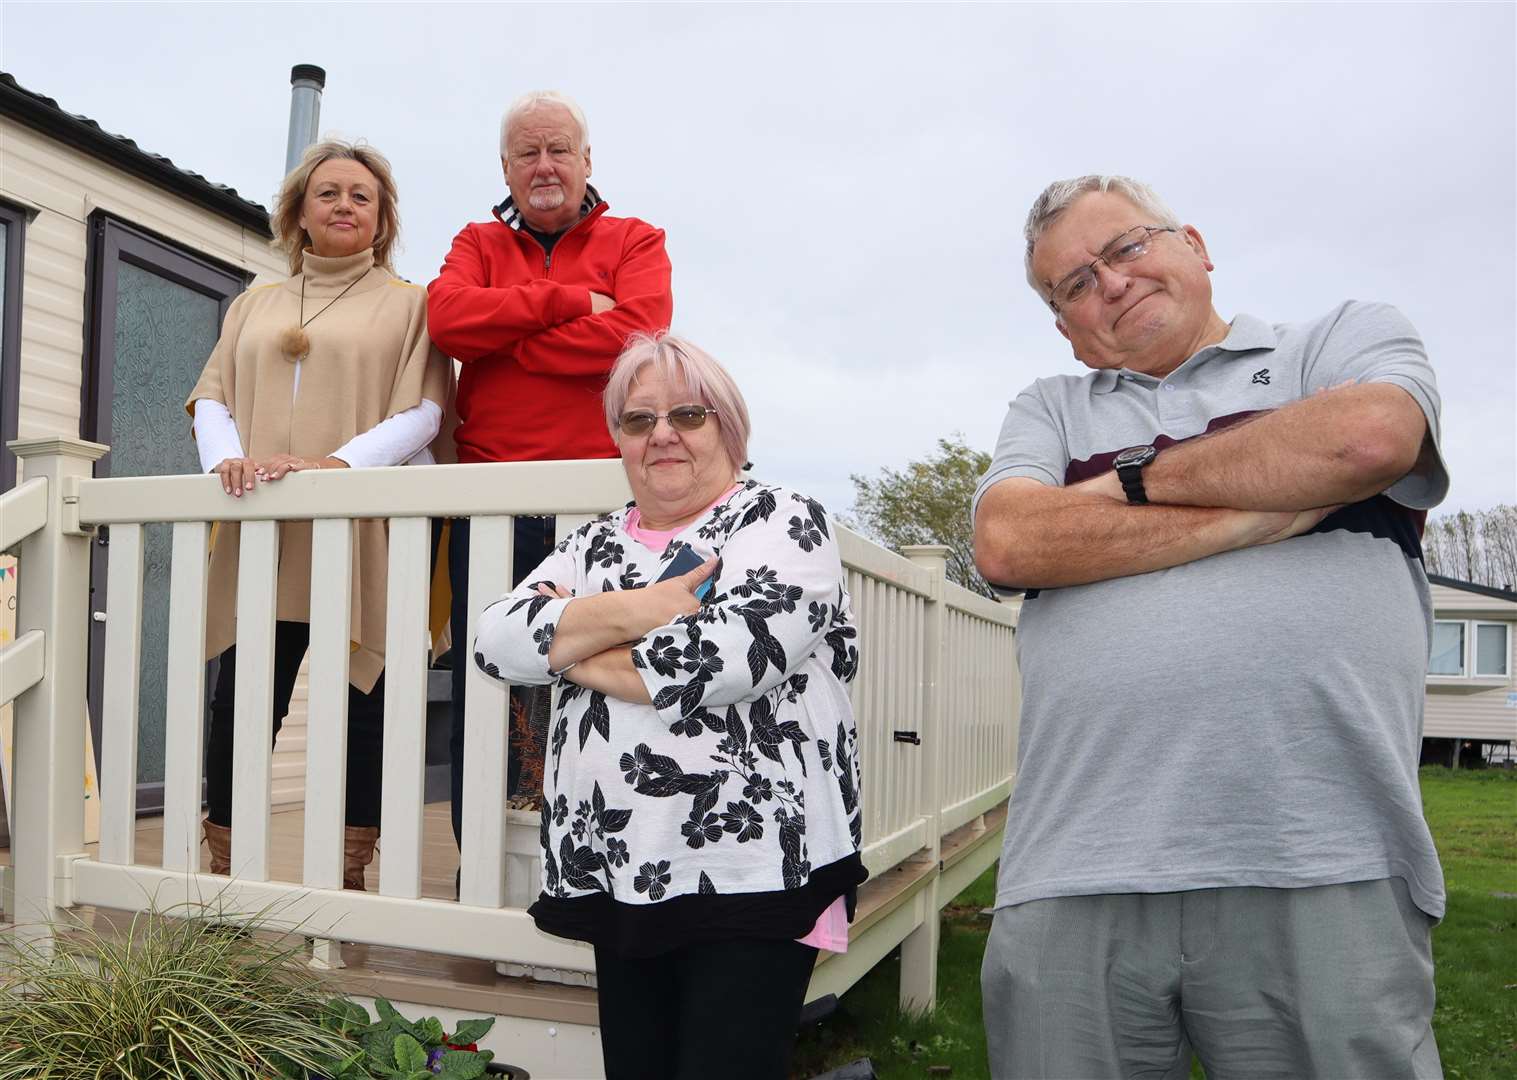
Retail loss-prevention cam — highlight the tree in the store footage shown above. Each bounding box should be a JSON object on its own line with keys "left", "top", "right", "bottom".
{"left": 847, "top": 435, "right": 996, "bottom": 598}
{"left": 1422, "top": 503, "right": 1517, "bottom": 591}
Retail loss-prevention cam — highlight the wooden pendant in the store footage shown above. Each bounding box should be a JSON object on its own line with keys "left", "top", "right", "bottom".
{"left": 279, "top": 324, "right": 310, "bottom": 362}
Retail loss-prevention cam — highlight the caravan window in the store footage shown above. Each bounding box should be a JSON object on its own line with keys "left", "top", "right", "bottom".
{"left": 1429, "top": 621, "right": 1465, "bottom": 676}
{"left": 1475, "top": 622, "right": 1509, "bottom": 678}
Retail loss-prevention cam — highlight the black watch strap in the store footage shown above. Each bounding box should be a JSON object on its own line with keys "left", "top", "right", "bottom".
{"left": 1113, "top": 445, "right": 1157, "bottom": 505}
{"left": 1117, "top": 467, "right": 1149, "bottom": 505}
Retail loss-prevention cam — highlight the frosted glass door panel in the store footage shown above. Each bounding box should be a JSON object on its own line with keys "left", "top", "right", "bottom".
{"left": 109, "top": 260, "right": 222, "bottom": 786}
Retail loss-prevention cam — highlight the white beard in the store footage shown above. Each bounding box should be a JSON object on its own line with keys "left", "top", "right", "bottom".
{"left": 528, "top": 185, "right": 566, "bottom": 211}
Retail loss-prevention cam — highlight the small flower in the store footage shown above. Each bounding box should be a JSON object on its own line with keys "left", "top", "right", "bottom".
{"left": 771, "top": 584, "right": 804, "bottom": 613}
{"left": 670, "top": 711, "right": 705, "bottom": 738}
{"left": 681, "top": 635, "right": 724, "bottom": 680}
{"left": 720, "top": 800, "right": 764, "bottom": 843}
{"left": 743, "top": 773, "right": 773, "bottom": 804}
{"left": 788, "top": 516, "right": 823, "bottom": 552}
{"left": 620, "top": 744, "right": 656, "bottom": 786}
{"left": 808, "top": 601, "right": 829, "bottom": 632}
{"left": 634, "top": 860, "right": 672, "bottom": 900}
{"left": 734, "top": 566, "right": 778, "bottom": 597}
{"left": 647, "top": 634, "right": 683, "bottom": 678}
{"left": 552, "top": 794, "right": 569, "bottom": 826}
{"left": 605, "top": 837, "right": 629, "bottom": 867}
{"left": 683, "top": 812, "right": 723, "bottom": 849}
{"left": 533, "top": 623, "right": 555, "bottom": 656}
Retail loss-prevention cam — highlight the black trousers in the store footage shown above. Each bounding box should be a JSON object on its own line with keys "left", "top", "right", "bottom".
{"left": 447, "top": 515, "right": 557, "bottom": 849}
{"left": 206, "top": 620, "right": 385, "bottom": 828}
{"left": 593, "top": 938, "right": 819, "bottom": 1080}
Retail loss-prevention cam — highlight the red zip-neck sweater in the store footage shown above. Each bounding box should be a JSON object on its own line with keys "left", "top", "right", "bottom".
{"left": 427, "top": 194, "right": 673, "bottom": 463}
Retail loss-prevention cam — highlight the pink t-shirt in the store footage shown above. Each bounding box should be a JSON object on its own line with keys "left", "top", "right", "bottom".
{"left": 623, "top": 491, "right": 850, "bottom": 954}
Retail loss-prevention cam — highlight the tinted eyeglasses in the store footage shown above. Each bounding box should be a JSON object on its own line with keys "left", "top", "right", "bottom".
{"left": 616, "top": 405, "right": 719, "bottom": 437}
{"left": 1049, "top": 225, "right": 1178, "bottom": 311}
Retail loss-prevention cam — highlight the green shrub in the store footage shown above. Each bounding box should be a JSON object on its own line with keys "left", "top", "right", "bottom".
{"left": 0, "top": 900, "right": 355, "bottom": 1080}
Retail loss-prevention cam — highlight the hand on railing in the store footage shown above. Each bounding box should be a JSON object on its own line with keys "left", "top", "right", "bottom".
{"left": 211, "top": 455, "right": 349, "bottom": 495}
{"left": 211, "top": 457, "right": 260, "bottom": 497}
{"left": 254, "top": 453, "right": 350, "bottom": 481}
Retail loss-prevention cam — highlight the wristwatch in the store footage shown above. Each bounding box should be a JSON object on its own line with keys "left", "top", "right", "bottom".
{"left": 1112, "top": 445, "right": 1158, "bottom": 505}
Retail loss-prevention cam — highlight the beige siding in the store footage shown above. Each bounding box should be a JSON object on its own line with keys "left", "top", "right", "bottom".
{"left": 1429, "top": 582, "right": 1517, "bottom": 617}
{"left": 1423, "top": 584, "right": 1517, "bottom": 743}
{"left": 1, "top": 117, "right": 310, "bottom": 804}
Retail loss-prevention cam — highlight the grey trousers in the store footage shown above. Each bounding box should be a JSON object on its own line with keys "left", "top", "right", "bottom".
{"left": 980, "top": 878, "right": 1441, "bottom": 1080}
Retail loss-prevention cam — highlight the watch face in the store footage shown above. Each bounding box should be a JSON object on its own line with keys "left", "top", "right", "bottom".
{"left": 1114, "top": 445, "right": 1157, "bottom": 469}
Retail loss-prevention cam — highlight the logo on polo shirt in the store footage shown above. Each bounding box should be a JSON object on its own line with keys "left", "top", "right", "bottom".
{"left": 1251, "top": 368, "right": 1271, "bottom": 385}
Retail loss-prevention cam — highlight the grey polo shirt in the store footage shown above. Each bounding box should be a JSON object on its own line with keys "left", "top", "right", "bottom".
{"left": 975, "top": 300, "right": 1450, "bottom": 918}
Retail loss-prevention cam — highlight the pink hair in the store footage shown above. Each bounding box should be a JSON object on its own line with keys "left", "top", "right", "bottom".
{"left": 604, "top": 333, "right": 751, "bottom": 471}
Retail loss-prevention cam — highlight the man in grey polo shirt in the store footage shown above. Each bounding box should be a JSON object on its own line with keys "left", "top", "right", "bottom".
{"left": 972, "top": 174, "right": 1448, "bottom": 1079}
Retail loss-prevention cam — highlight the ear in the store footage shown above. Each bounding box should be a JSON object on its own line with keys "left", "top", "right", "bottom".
{"left": 1055, "top": 318, "right": 1071, "bottom": 343}
{"left": 500, "top": 156, "right": 510, "bottom": 184}
{"left": 583, "top": 145, "right": 593, "bottom": 179}
{"left": 1182, "top": 224, "right": 1214, "bottom": 271}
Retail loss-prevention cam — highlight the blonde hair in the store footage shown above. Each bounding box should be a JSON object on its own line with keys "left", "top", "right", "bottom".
{"left": 271, "top": 139, "right": 400, "bottom": 275}
{"left": 604, "top": 333, "right": 751, "bottom": 472}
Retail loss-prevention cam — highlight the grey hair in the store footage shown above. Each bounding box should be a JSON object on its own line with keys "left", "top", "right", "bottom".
{"left": 1023, "top": 175, "right": 1182, "bottom": 297}
{"left": 499, "top": 90, "right": 590, "bottom": 156}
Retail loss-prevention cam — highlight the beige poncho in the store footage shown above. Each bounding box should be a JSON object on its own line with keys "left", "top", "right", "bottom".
{"left": 186, "top": 248, "right": 453, "bottom": 692}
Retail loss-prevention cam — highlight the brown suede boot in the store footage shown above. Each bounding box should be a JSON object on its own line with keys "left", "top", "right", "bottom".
{"left": 203, "top": 820, "right": 232, "bottom": 875}
{"left": 343, "top": 826, "right": 380, "bottom": 890}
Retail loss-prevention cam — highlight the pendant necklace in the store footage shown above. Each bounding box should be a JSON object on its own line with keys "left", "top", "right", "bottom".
{"left": 279, "top": 269, "right": 367, "bottom": 362}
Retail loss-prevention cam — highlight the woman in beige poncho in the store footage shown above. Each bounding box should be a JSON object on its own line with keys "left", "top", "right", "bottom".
{"left": 186, "top": 140, "right": 452, "bottom": 888}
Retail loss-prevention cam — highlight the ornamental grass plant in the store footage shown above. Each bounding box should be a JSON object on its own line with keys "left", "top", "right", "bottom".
{"left": 0, "top": 898, "right": 358, "bottom": 1080}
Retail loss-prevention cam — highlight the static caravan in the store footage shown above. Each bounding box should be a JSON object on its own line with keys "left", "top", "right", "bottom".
{"left": 1423, "top": 574, "right": 1517, "bottom": 766}
{"left": 0, "top": 71, "right": 300, "bottom": 835}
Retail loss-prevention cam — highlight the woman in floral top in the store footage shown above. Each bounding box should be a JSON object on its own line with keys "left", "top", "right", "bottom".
{"left": 473, "top": 333, "right": 864, "bottom": 1080}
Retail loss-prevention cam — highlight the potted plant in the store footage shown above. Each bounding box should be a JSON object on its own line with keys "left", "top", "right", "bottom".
{"left": 312, "top": 997, "right": 529, "bottom": 1080}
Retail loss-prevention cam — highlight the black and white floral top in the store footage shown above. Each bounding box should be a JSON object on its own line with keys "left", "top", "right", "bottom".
{"left": 473, "top": 480, "right": 864, "bottom": 952}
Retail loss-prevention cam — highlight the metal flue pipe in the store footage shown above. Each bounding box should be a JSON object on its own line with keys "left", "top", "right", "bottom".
{"left": 284, "top": 64, "right": 327, "bottom": 174}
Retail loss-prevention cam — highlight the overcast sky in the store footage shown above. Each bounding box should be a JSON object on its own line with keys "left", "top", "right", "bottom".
{"left": 4, "top": 2, "right": 1513, "bottom": 517}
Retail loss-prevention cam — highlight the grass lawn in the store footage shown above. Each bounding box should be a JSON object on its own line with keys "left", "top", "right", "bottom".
{"left": 791, "top": 766, "right": 1517, "bottom": 1079}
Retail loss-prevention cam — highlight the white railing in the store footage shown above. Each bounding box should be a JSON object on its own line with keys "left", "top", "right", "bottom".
{"left": 1, "top": 437, "right": 1019, "bottom": 1014}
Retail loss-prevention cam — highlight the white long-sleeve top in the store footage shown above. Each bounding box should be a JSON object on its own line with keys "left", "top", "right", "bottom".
{"left": 192, "top": 397, "right": 442, "bottom": 472}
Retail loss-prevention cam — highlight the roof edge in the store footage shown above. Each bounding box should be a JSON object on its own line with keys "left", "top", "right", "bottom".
{"left": 1428, "top": 574, "right": 1517, "bottom": 603}
{"left": 0, "top": 73, "right": 273, "bottom": 238}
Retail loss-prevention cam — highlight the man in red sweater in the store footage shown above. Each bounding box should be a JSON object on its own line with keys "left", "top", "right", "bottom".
{"left": 428, "top": 90, "right": 673, "bottom": 859}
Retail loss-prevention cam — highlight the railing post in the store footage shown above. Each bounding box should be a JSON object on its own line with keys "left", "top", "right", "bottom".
{"left": 899, "top": 544, "right": 949, "bottom": 1013}
{"left": 3, "top": 437, "right": 108, "bottom": 947}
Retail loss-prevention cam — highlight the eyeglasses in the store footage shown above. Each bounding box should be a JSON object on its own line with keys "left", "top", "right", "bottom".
{"left": 1048, "top": 225, "right": 1178, "bottom": 310}
{"left": 616, "top": 405, "right": 719, "bottom": 437}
